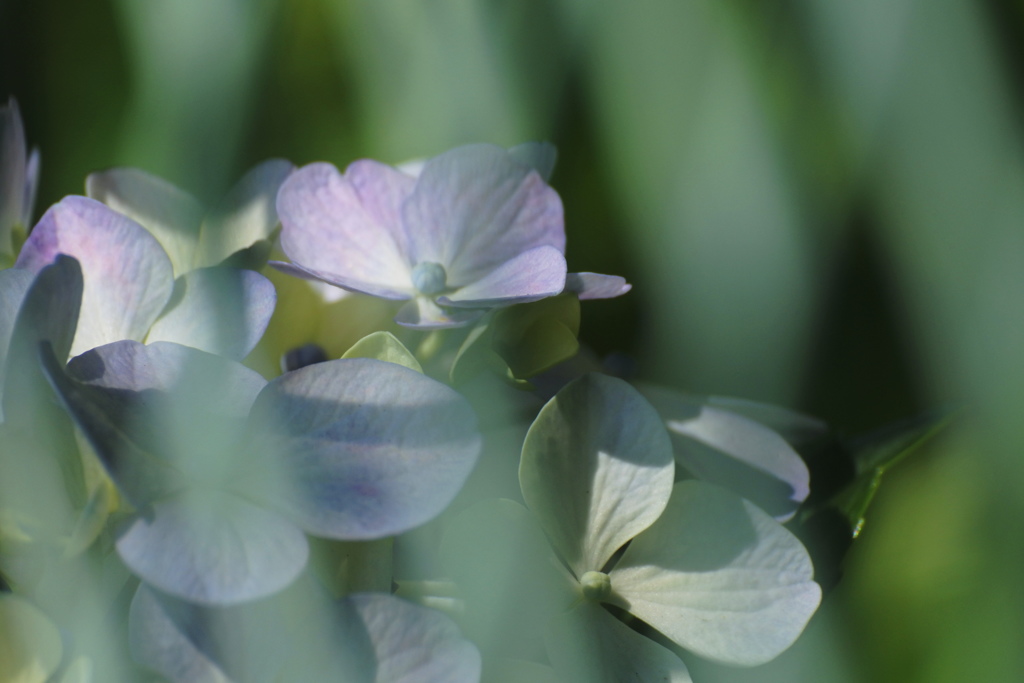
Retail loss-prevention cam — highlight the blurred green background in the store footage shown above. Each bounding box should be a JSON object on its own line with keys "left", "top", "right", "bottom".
{"left": 2, "top": 0, "right": 1022, "bottom": 680}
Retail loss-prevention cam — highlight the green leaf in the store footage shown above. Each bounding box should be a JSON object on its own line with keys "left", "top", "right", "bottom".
{"left": 449, "top": 295, "right": 581, "bottom": 386}
{"left": 830, "top": 408, "right": 954, "bottom": 536}
{"left": 342, "top": 331, "right": 422, "bottom": 373}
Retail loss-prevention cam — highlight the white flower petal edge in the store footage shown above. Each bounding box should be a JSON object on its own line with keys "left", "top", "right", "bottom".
{"left": 610, "top": 480, "right": 821, "bottom": 667}
{"left": 520, "top": 374, "right": 675, "bottom": 577}
{"left": 545, "top": 602, "right": 692, "bottom": 683}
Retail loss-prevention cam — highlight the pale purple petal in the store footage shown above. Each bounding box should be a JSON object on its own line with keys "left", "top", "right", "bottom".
{"left": 86, "top": 168, "right": 204, "bottom": 276}
{"left": 117, "top": 490, "right": 309, "bottom": 605}
{"left": 199, "top": 159, "right": 295, "bottom": 267}
{"left": 146, "top": 267, "right": 276, "bottom": 360}
{"left": 564, "top": 272, "right": 632, "bottom": 300}
{"left": 394, "top": 297, "right": 484, "bottom": 329}
{"left": 438, "top": 245, "right": 566, "bottom": 308}
{"left": 610, "top": 481, "right": 821, "bottom": 667}
{"left": 270, "top": 260, "right": 411, "bottom": 300}
{"left": 350, "top": 593, "right": 481, "bottom": 683}
{"left": 66, "top": 340, "right": 266, "bottom": 416}
{"left": 277, "top": 161, "right": 415, "bottom": 292}
{"left": 249, "top": 358, "right": 481, "bottom": 540}
{"left": 401, "top": 144, "right": 565, "bottom": 285}
{"left": 16, "top": 196, "right": 175, "bottom": 357}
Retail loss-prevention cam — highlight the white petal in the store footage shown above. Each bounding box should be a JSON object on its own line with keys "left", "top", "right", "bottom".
{"left": 642, "top": 385, "right": 810, "bottom": 520}
{"left": 520, "top": 374, "right": 675, "bottom": 576}
{"left": 86, "top": 167, "right": 204, "bottom": 276}
{"left": 563, "top": 272, "right": 632, "bottom": 300}
{"left": 198, "top": 159, "right": 294, "bottom": 267}
{"left": 545, "top": 602, "right": 692, "bottom": 683}
{"left": 146, "top": 267, "right": 276, "bottom": 360}
{"left": 350, "top": 593, "right": 481, "bottom": 683}
{"left": 610, "top": 481, "right": 821, "bottom": 667}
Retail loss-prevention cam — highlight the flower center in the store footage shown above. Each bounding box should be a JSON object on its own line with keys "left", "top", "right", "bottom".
{"left": 579, "top": 570, "right": 611, "bottom": 602}
{"left": 411, "top": 261, "right": 448, "bottom": 295}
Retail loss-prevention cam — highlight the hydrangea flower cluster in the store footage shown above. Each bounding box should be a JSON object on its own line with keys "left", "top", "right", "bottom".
{"left": 0, "top": 98, "right": 823, "bottom": 683}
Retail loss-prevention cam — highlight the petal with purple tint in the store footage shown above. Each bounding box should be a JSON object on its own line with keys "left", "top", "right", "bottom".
{"left": 86, "top": 168, "right": 204, "bottom": 277}
{"left": 116, "top": 489, "right": 309, "bottom": 605}
{"left": 270, "top": 260, "right": 412, "bottom": 300}
{"left": 146, "top": 267, "right": 276, "bottom": 360}
{"left": 47, "top": 340, "right": 267, "bottom": 507}
{"left": 277, "top": 161, "right": 415, "bottom": 292}
{"left": 249, "top": 358, "right": 481, "bottom": 540}
{"left": 16, "top": 196, "right": 174, "bottom": 357}
{"left": 401, "top": 144, "right": 565, "bottom": 285}
{"left": 439, "top": 245, "right": 566, "bottom": 308}
{"left": 564, "top": 272, "right": 632, "bottom": 300}
{"left": 199, "top": 159, "right": 295, "bottom": 267}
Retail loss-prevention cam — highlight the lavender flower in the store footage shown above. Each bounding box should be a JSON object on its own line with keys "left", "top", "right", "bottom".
{"left": 274, "top": 143, "right": 628, "bottom": 329}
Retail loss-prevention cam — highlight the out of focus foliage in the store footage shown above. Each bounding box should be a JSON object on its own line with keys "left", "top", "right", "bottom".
{"left": 3, "top": 0, "right": 1024, "bottom": 681}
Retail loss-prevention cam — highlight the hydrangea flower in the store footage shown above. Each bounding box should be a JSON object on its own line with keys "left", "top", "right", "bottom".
{"left": 0, "top": 97, "right": 40, "bottom": 263}
{"left": 273, "top": 143, "right": 629, "bottom": 328}
{"left": 42, "top": 340, "right": 482, "bottom": 606}
{"left": 14, "top": 194, "right": 275, "bottom": 360}
{"left": 442, "top": 374, "right": 821, "bottom": 682}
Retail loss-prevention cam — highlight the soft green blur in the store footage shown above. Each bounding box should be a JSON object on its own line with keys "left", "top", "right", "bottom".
{"left": 3, "top": 0, "right": 1023, "bottom": 680}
